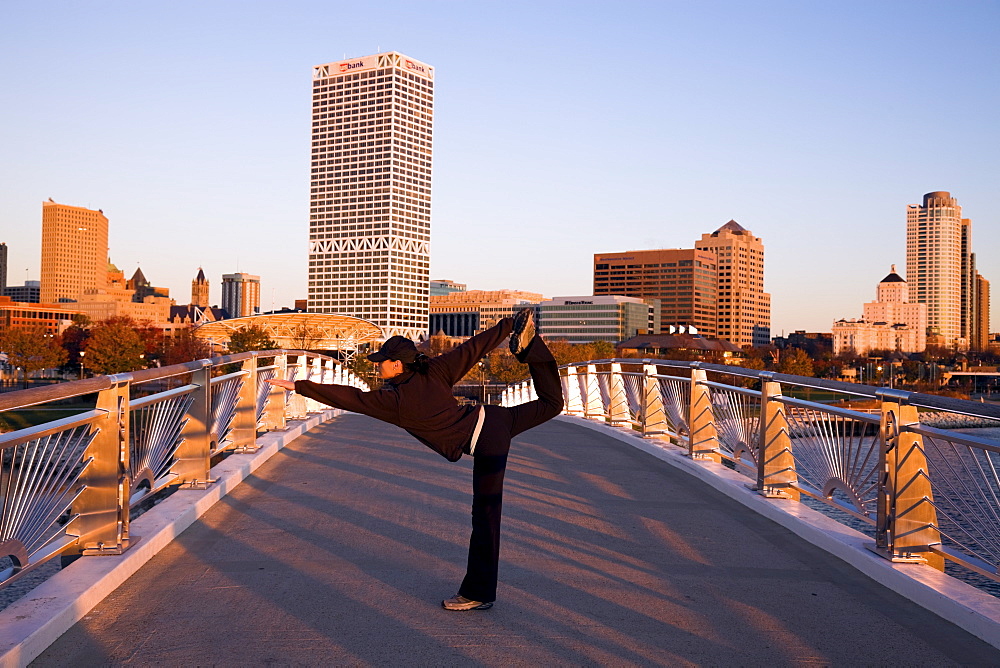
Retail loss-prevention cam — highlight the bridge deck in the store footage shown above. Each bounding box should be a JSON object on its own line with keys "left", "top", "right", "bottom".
{"left": 35, "top": 415, "right": 999, "bottom": 665}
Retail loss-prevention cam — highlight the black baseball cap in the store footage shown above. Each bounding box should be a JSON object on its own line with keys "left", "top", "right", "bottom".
{"left": 367, "top": 336, "right": 418, "bottom": 363}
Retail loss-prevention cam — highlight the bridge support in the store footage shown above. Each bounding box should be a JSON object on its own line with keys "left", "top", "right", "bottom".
{"left": 756, "top": 380, "right": 798, "bottom": 499}
{"left": 641, "top": 363, "right": 670, "bottom": 437}
{"left": 874, "top": 399, "right": 944, "bottom": 570}
{"left": 688, "top": 368, "right": 720, "bottom": 461}
{"left": 75, "top": 375, "right": 132, "bottom": 556}
{"left": 175, "top": 362, "right": 213, "bottom": 488}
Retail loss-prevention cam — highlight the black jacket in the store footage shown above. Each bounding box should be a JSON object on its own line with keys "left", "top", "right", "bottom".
{"left": 294, "top": 317, "right": 514, "bottom": 461}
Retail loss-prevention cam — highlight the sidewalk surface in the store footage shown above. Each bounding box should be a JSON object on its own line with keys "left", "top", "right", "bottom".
{"left": 35, "top": 414, "right": 1000, "bottom": 666}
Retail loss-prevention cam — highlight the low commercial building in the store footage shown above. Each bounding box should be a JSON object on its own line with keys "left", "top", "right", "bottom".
{"left": 537, "top": 295, "right": 658, "bottom": 344}
{"left": 3, "top": 281, "right": 41, "bottom": 303}
{"left": 0, "top": 296, "right": 82, "bottom": 335}
{"left": 429, "top": 289, "right": 543, "bottom": 338}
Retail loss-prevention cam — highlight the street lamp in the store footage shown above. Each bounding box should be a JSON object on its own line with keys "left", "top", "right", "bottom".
{"left": 79, "top": 351, "right": 85, "bottom": 380}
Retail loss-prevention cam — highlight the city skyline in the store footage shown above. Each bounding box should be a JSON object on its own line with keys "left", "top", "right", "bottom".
{"left": 1, "top": 1, "right": 997, "bottom": 336}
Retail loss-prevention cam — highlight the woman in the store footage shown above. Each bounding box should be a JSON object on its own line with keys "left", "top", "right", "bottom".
{"left": 266, "top": 308, "right": 563, "bottom": 610}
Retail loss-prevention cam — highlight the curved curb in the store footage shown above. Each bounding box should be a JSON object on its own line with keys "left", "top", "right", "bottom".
{"left": 557, "top": 414, "right": 1000, "bottom": 651}
{"left": 0, "top": 410, "right": 341, "bottom": 668}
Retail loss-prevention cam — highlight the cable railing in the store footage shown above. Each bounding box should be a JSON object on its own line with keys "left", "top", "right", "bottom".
{"left": 502, "top": 358, "right": 1000, "bottom": 584}
{"left": 0, "top": 350, "right": 367, "bottom": 586}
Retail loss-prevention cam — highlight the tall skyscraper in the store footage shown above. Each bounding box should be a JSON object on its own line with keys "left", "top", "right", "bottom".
{"left": 192, "top": 267, "right": 209, "bottom": 308}
{"left": 308, "top": 51, "right": 434, "bottom": 340}
{"left": 974, "top": 273, "right": 990, "bottom": 351}
{"left": 695, "top": 220, "right": 770, "bottom": 348}
{"left": 906, "top": 191, "right": 973, "bottom": 349}
{"left": 0, "top": 242, "right": 7, "bottom": 293}
{"left": 39, "top": 200, "right": 109, "bottom": 304}
{"left": 222, "top": 273, "right": 260, "bottom": 318}
{"left": 593, "top": 248, "right": 718, "bottom": 337}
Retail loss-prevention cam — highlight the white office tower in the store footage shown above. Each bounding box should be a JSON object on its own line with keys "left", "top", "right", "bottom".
{"left": 308, "top": 52, "right": 434, "bottom": 340}
{"left": 905, "top": 191, "right": 970, "bottom": 349}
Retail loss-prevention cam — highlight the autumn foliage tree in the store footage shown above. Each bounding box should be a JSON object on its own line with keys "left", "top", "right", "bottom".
{"left": 0, "top": 327, "right": 68, "bottom": 386}
{"left": 85, "top": 318, "right": 146, "bottom": 374}
{"left": 160, "top": 330, "right": 213, "bottom": 366}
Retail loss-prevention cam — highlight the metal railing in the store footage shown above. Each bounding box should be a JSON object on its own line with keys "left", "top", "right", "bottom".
{"left": 502, "top": 359, "right": 1000, "bottom": 581}
{"left": 0, "top": 350, "right": 367, "bottom": 586}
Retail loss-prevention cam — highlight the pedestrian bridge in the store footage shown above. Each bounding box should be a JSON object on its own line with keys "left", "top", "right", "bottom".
{"left": 2, "top": 353, "right": 1000, "bottom": 665}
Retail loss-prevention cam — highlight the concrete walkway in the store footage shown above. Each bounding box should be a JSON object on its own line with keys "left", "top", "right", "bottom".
{"left": 35, "top": 415, "right": 1000, "bottom": 666}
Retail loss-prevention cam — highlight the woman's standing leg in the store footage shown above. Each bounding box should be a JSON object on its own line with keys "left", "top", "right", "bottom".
{"left": 455, "top": 407, "right": 513, "bottom": 605}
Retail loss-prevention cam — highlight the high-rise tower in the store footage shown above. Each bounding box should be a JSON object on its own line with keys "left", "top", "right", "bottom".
{"left": 0, "top": 242, "right": 7, "bottom": 293}
{"left": 39, "top": 200, "right": 109, "bottom": 304}
{"left": 695, "top": 220, "right": 771, "bottom": 347}
{"left": 222, "top": 273, "right": 260, "bottom": 318}
{"left": 906, "top": 191, "right": 972, "bottom": 349}
{"left": 308, "top": 52, "right": 434, "bottom": 340}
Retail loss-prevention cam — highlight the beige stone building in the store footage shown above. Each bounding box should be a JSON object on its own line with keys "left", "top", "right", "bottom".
{"left": 74, "top": 263, "right": 173, "bottom": 324}
{"left": 429, "top": 289, "right": 543, "bottom": 338}
{"left": 39, "top": 200, "right": 109, "bottom": 304}
{"left": 695, "top": 220, "right": 770, "bottom": 348}
{"left": 832, "top": 267, "right": 927, "bottom": 355}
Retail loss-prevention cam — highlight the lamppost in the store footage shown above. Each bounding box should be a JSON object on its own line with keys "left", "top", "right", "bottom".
{"left": 479, "top": 360, "right": 487, "bottom": 405}
{"left": 79, "top": 351, "right": 85, "bottom": 380}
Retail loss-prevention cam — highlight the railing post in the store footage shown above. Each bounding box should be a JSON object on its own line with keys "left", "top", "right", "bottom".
{"left": 583, "top": 364, "right": 604, "bottom": 419}
{"left": 232, "top": 354, "right": 259, "bottom": 452}
{"left": 262, "top": 353, "right": 288, "bottom": 431}
{"left": 608, "top": 363, "right": 630, "bottom": 426}
{"left": 74, "top": 374, "right": 132, "bottom": 556}
{"left": 640, "top": 363, "right": 669, "bottom": 437}
{"left": 875, "top": 395, "right": 944, "bottom": 569}
{"left": 286, "top": 354, "right": 308, "bottom": 420}
{"left": 563, "top": 366, "right": 584, "bottom": 415}
{"left": 174, "top": 360, "right": 213, "bottom": 488}
{"left": 688, "top": 367, "right": 720, "bottom": 461}
{"left": 756, "top": 379, "right": 798, "bottom": 499}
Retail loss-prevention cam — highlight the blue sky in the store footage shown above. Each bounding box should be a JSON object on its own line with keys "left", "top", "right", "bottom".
{"left": 1, "top": 0, "right": 997, "bottom": 335}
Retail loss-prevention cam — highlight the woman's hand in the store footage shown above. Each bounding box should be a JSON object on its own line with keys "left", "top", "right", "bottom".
{"left": 266, "top": 378, "right": 296, "bottom": 391}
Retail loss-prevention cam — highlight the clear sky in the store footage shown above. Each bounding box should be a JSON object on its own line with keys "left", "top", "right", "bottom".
{"left": 1, "top": 0, "right": 997, "bottom": 335}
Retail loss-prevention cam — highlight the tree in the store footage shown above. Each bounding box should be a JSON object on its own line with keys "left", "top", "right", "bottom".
{"left": 290, "top": 325, "right": 322, "bottom": 351}
{"left": 0, "top": 327, "right": 68, "bottom": 386}
{"left": 776, "top": 348, "right": 814, "bottom": 377}
{"left": 160, "top": 330, "right": 212, "bottom": 367}
{"left": 485, "top": 348, "right": 528, "bottom": 385}
{"left": 86, "top": 319, "right": 146, "bottom": 374}
{"left": 58, "top": 320, "right": 91, "bottom": 372}
{"left": 589, "top": 340, "right": 617, "bottom": 360}
{"left": 227, "top": 326, "right": 278, "bottom": 354}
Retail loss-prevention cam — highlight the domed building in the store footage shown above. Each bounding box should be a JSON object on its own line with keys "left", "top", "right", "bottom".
{"left": 832, "top": 266, "right": 927, "bottom": 355}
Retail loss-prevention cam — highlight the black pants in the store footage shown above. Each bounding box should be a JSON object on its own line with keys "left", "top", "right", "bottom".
{"left": 457, "top": 339, "right": 563, "bottom": 603}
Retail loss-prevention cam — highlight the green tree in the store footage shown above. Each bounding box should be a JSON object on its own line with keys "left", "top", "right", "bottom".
{"left": 0, "top": 327, "right": 68, "bottom": 386}
{"left": 227, "top": 326, "right": 279, "bottom": 354}
{"left": 86, "top": 319, "right": 145, "bottom": 374}
{"left": 776, "top": 348, "right": 814, "bottom": 377}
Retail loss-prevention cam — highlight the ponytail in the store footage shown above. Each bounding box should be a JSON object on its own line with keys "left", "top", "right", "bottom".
{"left": 405, "top": 353, "right": 430, "bottom": 375}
